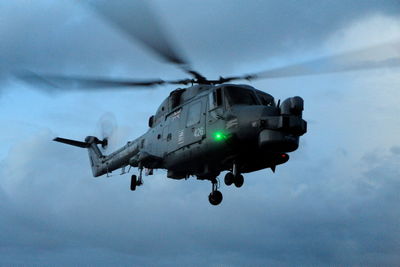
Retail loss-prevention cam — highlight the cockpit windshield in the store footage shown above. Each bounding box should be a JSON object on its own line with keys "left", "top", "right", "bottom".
{"left": 256, "top": 92, "right": 275, "bottom": 107}
{"left": 224, "top": 86, "right": 259, "bottom": 106}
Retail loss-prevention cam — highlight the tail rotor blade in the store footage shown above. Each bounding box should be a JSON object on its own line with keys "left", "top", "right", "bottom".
{"left": 97, "top": 112, "right": 117, "bottom": 150}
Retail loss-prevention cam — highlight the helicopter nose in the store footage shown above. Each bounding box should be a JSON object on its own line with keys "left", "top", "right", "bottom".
{"left": 258, "top": 96, "right": 306, "bottom": 152}
{"left": 259, "top": 129, "right": 299, "bottom": 152}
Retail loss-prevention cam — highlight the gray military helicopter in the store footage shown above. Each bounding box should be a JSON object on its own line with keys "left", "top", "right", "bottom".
{"left": 20, "top": 1, "right": 399, "bottom": 205}
{"left": 54, "top": 83, "right": 306, "bottom": 205}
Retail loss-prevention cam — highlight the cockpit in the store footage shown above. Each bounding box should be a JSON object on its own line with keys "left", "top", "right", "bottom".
{"left": 255, "top": 91, "right": 275, "bottom": 107}
{"left": 223, "top": 86, "right": 275, "bottom": 107}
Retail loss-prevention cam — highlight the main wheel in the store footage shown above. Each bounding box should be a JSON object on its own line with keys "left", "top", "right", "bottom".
{"left": 224, "top": 172, "right": 234, "bottom": 186}
{"left": 130, "top": 175, "right": 137, "bottom": 191}
{"left": 208, "top": 190, "right": 223, "bottom": 205}
{"left": 234, "top": 174, "right": 244, "bottom": 188}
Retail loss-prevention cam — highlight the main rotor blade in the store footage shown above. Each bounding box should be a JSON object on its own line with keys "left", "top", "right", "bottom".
{"left": 17, "top": 72, "right": 162, "bottom": 90}
{"left": 226, "top": 41, "right": 400, "bottom": 82}
{"left": 87, "top": 0, "right": 199, "bottom": 76}
{"left": 16, "top": 71, "right": 193, "bottom": 90}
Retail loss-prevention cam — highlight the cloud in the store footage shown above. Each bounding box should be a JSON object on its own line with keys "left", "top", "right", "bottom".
{"left": 1, "top": 127, "right": 400, "bottom": 265}
{"left": 322, "top": 14, "right": 400, "bottom": 156}
{"left": 390, "top": 146, "right": 400, "bottom": 155}
{"left": 1, "top": 0, "right": 399, "bottom": 81}
{"left": 1, "top": 1, "right": 400, "bottom": 266}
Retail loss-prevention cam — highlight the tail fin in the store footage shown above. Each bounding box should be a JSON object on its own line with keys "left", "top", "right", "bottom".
{"left": 53, "top": 136, "right": 107, "bottom": 177}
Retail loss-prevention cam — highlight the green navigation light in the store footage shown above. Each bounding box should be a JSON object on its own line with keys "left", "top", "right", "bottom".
{"left": 213, "top": 131, "right": 227, "bottom": 142}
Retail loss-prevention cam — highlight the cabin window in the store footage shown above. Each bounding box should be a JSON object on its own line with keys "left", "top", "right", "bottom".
{"left": 141, "top": 139, "right": 145, "bottom": 148}
{"left": 186, "top": 101, "right": 202, "bottom": 127}
{"left": 225, "top": 86, "right": 258, "bottom": 106}
{"left": 170, "top": 89, "right": 185, "bottom": 110}
{"left": 148, "top": 115, "right": 154, "bottom": 128}
{"left": 208, "top": 88, "right": 223, "bottom": 110}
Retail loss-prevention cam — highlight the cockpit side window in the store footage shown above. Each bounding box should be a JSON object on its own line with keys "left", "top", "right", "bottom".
{"left": 224, "top": 86, "right": 258, "bottom": 106}
{"left": 256, "top": 93, "right": 275, "bottom": 107}
{"left": 186, "top": 101, "right": 202, "bottom": 127}
{"left": 208, "top": 88, "right": 223, "bottom": 110}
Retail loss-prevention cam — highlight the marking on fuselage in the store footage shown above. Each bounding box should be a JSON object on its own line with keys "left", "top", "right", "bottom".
{"left": 171, "top": 109, "right": 181, "bottom": 120}
{"left": 226, "top": 118, "right": 238, "bottom": 129}
{"left": 178, "top": 129, "right": 185, "bottom": 145}
{"left": 194, "top": 126, "right": 205, "bottom": 137}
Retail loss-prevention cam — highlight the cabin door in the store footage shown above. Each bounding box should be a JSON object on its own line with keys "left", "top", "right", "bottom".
{"left": 180, "top": 97, "right": 207, "bottom": 148}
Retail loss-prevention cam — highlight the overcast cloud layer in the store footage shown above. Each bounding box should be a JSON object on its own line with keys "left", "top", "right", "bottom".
{"left": 1, "top": 1, "right": 400, "bottom": 266}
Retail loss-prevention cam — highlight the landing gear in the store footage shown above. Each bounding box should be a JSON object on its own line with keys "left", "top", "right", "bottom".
{"left": 137, "top": 167, "right": 144, "bottom": 186}
{"left": 234, "top": 174, "right": 244, "bottom": 188}
{"left": 130, "top": 167, "right": 144, "bottom": 191}
{"left": 224, "top": 163, "right": 244, "bottom": 188}
{"left": 130, "top": 175, "right": 137, "bottom": 191}
{"left": 224, "top": 172, "right": 234, "bottom": 186}
{"left": 209, "top": 190, "right": 223, "bottom": 205}
{"left": 208, "top": 178, "right": 223, "bottom": 205}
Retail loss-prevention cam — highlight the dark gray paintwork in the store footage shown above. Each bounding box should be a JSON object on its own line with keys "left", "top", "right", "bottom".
{"left": 57, "top": 84, "right": 306, "bottom": 181}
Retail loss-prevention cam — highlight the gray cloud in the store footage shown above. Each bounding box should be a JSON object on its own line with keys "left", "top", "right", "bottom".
{"left": 1, "top": 0, "right": 399, "bottom": 82}
{"left": 1, "top": 1, "right": 400, "bottom": 266}
{"left": 390, "top": 146, "right": 400, "bottom": 155}
{"left": 1, "top": 130, "right": 399, "bottom": 265}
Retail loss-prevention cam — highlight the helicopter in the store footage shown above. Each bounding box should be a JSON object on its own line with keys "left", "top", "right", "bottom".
{"left": 53, "top": 83, "right": 306, "bottom": 205}
{"left": 19, "top": 1, "right": 400, "bottom": 205}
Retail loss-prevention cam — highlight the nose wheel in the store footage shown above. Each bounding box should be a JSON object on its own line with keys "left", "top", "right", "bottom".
{"left": 208, "top": 178, "right": 223, "bottom": 205}
{"left": 224, "top": 172, "right": 234, "bottom": 186}
{"left": 233, "top": 174, "right": 244, "bottom": 188}
{"left": 224, "top": 163, "right": 244, "bottom": 188}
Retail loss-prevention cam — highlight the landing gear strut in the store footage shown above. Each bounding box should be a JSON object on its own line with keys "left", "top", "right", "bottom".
{"left": 208, "top": 178, "right": 223, "bottom": 205}
{"left": 224, "top": 163, "right": 244, "bottom": 188}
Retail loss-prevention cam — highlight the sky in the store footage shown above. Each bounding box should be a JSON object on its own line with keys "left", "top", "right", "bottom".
{"left": 1, "top": 0, "right": 400, "bottom": 266}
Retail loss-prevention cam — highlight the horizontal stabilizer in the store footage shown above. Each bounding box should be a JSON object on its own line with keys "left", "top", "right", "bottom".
{"left": 53, "top": 137, "right": 90, "bottom": 148}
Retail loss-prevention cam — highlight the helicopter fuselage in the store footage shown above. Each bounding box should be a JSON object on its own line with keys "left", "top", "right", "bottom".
{"left": 86, "top": 84, "right": 307, "bottom": 180}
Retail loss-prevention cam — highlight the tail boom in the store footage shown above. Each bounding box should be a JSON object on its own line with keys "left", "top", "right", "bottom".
{"left": 53, "top": 136, "right": 139, "bottom": 177}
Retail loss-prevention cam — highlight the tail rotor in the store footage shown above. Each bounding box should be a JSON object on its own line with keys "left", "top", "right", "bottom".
{"left": 97, "top": 112, "right": 117, "bottom": 151}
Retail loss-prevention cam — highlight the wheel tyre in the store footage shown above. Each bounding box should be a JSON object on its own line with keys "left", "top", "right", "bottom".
{"left": 224, "top": 172, "right": 234, "bottom": 186}
{"left": 130, "top": 175, "right": 137, "bottom": 191}
{"left": 208, "top": 190, "right": 223, "bottom": 205}
{"left": 234, "top": 174, "right": 244, "bottom": 188}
